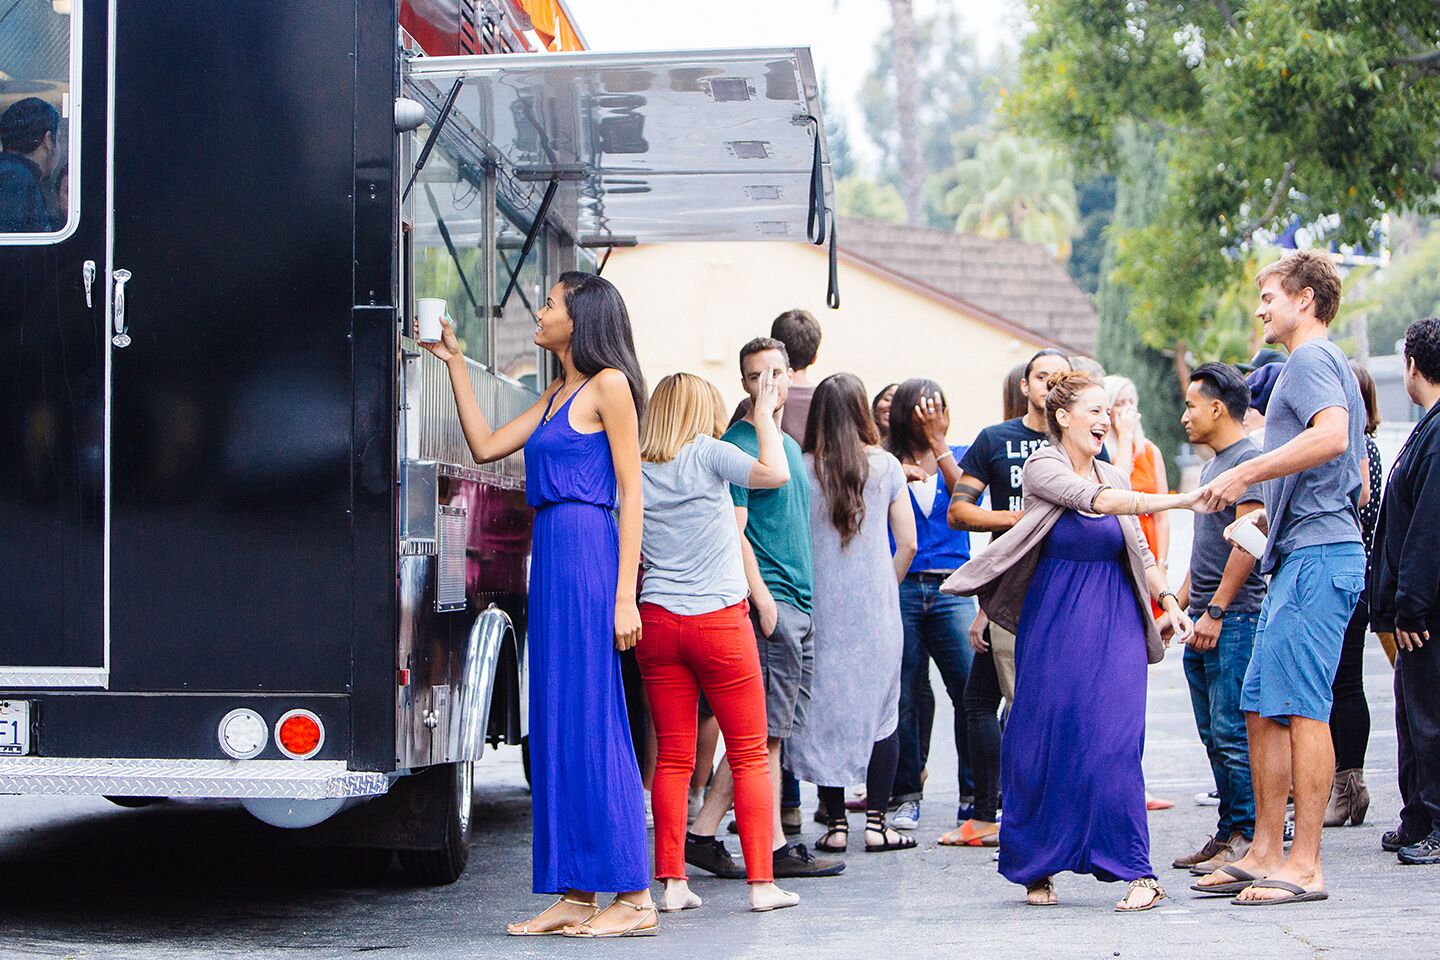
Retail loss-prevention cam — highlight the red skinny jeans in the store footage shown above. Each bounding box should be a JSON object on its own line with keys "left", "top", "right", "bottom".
{"left": 637, "top": 600, "right": 773, "bottom": 883}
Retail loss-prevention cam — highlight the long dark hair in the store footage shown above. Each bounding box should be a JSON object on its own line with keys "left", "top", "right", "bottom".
{"left": 871, "top": 383, "right": 897, "bottom": 439}
{"left": 885, "top": 378, "right": 944, "bottom": 460}
{"left": 804, "top": 373, "right": 878, "bottom": 547}
{"left": 558, "top": 271, "right": 647, "bottom": 416}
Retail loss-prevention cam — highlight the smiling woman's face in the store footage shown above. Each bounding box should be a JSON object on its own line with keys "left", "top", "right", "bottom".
{"left": 1059, "top": 385, "right": 1112, "bottom": 457}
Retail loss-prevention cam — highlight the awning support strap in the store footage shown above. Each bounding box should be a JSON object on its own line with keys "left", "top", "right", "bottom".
{"left": 496, "top": 177, "right": 561, "bottom": 317}
{"left": 826, "top": 208, "right": 840, "bottom": 310}
{"left": 403, "top": 78, "right": 465, "bottom": 202}
{"left": 597, "top": 246, "right": 615, "bottom": 276}
{"left": 805, "top": 115, "right": 828, "bottom": 246}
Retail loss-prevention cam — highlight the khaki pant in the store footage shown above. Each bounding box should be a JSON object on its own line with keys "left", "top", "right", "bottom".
{"left": 991, "top": 623, "right": 1017, "bottom": 703}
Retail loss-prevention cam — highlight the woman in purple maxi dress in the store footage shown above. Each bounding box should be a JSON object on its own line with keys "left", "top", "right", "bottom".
{"left": 999, "top": 509, "right": 1152, "bottom": 888}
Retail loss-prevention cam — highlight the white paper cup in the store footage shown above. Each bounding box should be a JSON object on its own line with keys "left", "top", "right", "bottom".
{"left": 416, "top": 298, "right": 446, "bottom": 343}
{"left": 1229, "top": 514, "right": 1268, "bottom": 559}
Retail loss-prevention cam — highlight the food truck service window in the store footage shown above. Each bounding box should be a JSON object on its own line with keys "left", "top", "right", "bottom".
{"left": 494, "top": 195, "right": 548, "bottom": 394}
{"left": 410, "top": 130, "right": 489, "bottom": 361}
{"left": 0, "top": 0, "right": 80, "bottom": 242}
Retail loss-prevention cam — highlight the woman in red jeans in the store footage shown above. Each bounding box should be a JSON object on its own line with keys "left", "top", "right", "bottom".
{"left": 638, "top": 371, "right": 798, "bottom": 913}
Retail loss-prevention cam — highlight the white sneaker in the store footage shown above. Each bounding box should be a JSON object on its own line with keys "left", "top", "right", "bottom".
{"left": 891, "top": 799, "right": 921, "bottom": 830}
{"left": 1193, "top": 790, "right": 1220, "bottom": 807}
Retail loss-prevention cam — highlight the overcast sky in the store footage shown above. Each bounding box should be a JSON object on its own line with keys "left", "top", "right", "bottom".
{"left": 562, "top": 0, "right": 1027, "bottom": 170}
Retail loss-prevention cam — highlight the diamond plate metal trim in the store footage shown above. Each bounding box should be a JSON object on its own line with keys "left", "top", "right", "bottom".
{"left": 0, "top": 668, "right": 109, "bottom": 689}
{"left": 0, "top": 757, "right": 391, "bottom": 800}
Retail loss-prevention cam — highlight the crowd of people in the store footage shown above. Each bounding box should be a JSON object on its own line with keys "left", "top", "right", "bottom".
{"left": 421, "top": 249, "right": 1440, "bottom": 937}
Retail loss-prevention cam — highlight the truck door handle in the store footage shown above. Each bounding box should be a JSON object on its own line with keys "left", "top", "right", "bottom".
{"left": 111, "top": 268, "right": 132, "bottom": 348}
{"left": 83, "top": 260, "right": 95, "bottom": 308}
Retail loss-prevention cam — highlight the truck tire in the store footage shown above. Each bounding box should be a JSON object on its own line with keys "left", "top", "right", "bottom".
{"left": 397, "top": 760, "right": 473, "bottom": 885}
{"left": 105, "top": 796, "right": 164, "bottom": 808}
{"left": 521, "top": 734, "right": 531, "bottom": 788}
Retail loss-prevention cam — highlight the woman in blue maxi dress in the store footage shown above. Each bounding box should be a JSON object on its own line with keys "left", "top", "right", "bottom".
{"left": 424, "top": 272, "right": 655, "bottom": 938}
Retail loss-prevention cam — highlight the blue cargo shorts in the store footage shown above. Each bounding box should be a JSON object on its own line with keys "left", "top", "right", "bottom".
{"left": 1241, "top": 542, "right": 1366, "bottom": 723}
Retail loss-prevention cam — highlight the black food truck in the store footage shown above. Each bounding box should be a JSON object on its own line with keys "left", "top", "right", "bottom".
{"left": 0, "top": 0, "right": 836, "bottom": 882}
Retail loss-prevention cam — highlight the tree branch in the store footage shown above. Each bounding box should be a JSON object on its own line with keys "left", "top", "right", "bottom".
{"left": 1238, "top": 160, "right": 1296, "bottom": 243}
{"left": 1211, "top": 0, "right": 1238, "bottom": 30}
{"left": 1386, "top": 49, "right": 1440, "bottom": 75}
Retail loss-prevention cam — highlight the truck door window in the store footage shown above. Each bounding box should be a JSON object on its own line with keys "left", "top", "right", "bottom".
{"left": 0, "top": 0, "right": 79, "bottom": 241}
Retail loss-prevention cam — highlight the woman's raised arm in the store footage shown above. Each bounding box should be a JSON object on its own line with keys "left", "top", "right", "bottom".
{"left": 424, "top": 318, "right": 554, "bottom": 464}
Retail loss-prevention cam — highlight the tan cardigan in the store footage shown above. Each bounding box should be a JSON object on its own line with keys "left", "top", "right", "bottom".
{"left": 941, "top": 443, "right": 1166, "bottom": 664}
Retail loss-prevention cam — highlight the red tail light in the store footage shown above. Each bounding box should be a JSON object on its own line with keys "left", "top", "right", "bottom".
{"left": 275, "top": 710, "right": 324, "bottom": 759}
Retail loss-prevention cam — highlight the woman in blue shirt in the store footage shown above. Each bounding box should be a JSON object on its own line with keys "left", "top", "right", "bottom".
{"left": 884, "top": 378, "right": 978, "bottom": 833}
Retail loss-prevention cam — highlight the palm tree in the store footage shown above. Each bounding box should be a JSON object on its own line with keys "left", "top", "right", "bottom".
{"left": 888, "top": 0, "right": 925, "bottom": 226}
{"left": 944, "top": 134, "right": 1080, "bottom": 260}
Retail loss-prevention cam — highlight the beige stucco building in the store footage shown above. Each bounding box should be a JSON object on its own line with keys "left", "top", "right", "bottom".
{"left": 604, "top": 218, "right": 1099, "bottom": 444}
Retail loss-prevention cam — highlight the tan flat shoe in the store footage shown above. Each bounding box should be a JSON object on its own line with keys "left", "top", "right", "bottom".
{"left": 506, "top": 896, "right": 598, "bottom": 936}
{"left": 563, "top": 898, "right": 660, "bottom": 938}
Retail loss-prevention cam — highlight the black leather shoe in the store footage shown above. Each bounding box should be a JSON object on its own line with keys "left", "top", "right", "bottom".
{"left": 1398, "top": 832, "right": 1440, "bottom": 865}
{"left": 1383, "top": 828, "right": 1425, "bottom": 852}
{"left": 684, "top": 835, "right": 745, "bottom": 879}
{"left": 772, "top": 842, "right": 845, "bottom": 878}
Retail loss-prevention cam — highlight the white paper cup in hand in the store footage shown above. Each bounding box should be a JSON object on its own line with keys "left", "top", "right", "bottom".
{"left": 1229, "top": 513, "right": 1268, "bottom": 559}
{"left": 416, "top": 298, "right": 446, "bottom": 343}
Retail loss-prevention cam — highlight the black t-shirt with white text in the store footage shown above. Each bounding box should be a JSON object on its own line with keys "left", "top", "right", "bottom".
{"left": 958, "top": 417, "right": 1108, "bottom": 513}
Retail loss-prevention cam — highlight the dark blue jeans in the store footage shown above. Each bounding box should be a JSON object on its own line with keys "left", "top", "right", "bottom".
{"left": 1183, "top": 611, "right": 1259, "bottom": 840}
{"left": 894, "top": 574, "right": 975, "bottom": 804}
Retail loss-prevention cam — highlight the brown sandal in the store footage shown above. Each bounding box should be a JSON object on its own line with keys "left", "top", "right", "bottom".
{"left": 1026, "top": 877, "right": 1057, "bottom": 906}
{"left": 1115, "top": 877, "right": 1166, "bottom": 912}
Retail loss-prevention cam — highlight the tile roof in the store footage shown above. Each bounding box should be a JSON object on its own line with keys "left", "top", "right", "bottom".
{"left": 837, "top": 217, "right": 1100, "bottom": 356}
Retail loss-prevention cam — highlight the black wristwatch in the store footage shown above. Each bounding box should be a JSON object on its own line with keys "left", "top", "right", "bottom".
{"left": 1206, "top": 603, "right": 1225, "bottom": 620}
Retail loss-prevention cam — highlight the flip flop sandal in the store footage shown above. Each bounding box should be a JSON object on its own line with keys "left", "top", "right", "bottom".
{"left": 507, "top": 896, "right": 598, "bottom": 936}
{"left": 563, "top": 899, "right": 660, "bottom": 938}
{"left": 1232, "top": 879, "right": 1328, "bottom": 906}
{"left": 940, "top": 821, "right": 1000, "bottom": 847}
{"left": 1190, "top": 864, "right": 1264, "bottom": 896}
{"left": 1026, "top": 878, "right": 1058, "bottom": 906}
{"left": 1115, "top": 878, "right": 1166, "bottom": 913}
{"left": 864, "top": 819, "right": 918, "bottom": 852}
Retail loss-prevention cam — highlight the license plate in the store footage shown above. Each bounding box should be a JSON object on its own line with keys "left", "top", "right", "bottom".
{"left": 0, "top": 701, "right": 31, "bottom": 756}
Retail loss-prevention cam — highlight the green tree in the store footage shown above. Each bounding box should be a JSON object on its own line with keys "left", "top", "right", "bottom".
{"left": 1365, "top": 227, "right": 1440, "bottom": 355}
{"left": 1069, "top": 174, "right": 1116, "bottom": 294}
{"left": 836, "top": 175, "right": 907, "bottom": 223}
{"left": 943, "top": 134, "right": 1081, "bottom": 259}
{"left": 860, "top": 3, "right": 1009, "bottom": 225}
{"left": 1014, "top": 0, "right": 1440, "bottom": 355}
{"left": 1096, "top": 124, "right": 1187, "bottom": 479}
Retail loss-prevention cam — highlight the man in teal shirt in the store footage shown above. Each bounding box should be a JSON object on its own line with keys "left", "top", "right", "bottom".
{"left": 686, "top": 337, "right": 842, "bottom": 879}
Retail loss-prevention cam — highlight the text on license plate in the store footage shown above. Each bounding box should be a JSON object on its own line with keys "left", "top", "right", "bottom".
{"left": 0, "top": 700, "right": 31, "bottom": 756}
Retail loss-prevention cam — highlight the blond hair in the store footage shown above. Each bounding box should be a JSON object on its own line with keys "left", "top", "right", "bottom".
{"left": 641, "top": 373, "right": 727, "bottom": 463}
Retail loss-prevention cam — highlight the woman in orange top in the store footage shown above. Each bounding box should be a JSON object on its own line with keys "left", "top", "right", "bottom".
{"left": 1104, "top": 375, "right": 1174, "bottom": 813}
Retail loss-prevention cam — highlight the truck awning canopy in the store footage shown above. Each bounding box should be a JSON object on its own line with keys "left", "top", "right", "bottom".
{"left": 403, "top": 47, "right": 835, "bottom": 247}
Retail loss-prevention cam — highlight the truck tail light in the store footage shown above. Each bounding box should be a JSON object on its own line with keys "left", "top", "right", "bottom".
{"left": 275, "top": 709, "right": 324, "bottom": 759}
{"left": 218, "top": 709, "right": 267, "bottom": 759}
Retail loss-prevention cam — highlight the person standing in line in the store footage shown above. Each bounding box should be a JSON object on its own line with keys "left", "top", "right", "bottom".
{"left": 942, "top": 348, "right": 1075, "bottom": 847}
{"left": 1320, "top": 361, "right": 1384, "bottom": 828}
{"left": 885, "top": 379, "right": 978, "bottom": 833}
{"left": 423, "top": 273, "right": 654, "bottom": 937}
{"left": 1197, "top": 250, "right": 1369, "bottom": 905}
{"left": 1175, "top": 363, "right": 1266, "bottom": 885}
{"left": 872, "top": 383, "right": 899, "bottom": 446}
{"left": 731, "top": 308, "right": 823, "bottom": 439}
{"left": 687, "top": 338, "right": 845, "bottom": 880}
{"left": 0, "top": 97, "right": 63, "bottom": 232}
{"left": 788, "top": 374, "right": 919, "bottom": 854}
{"left": 1104, "top": 375, "right": 1172, "bottom": 580}
{"left": 1367, "top": 317, "right": 1440, "bottom": 865}
{"left": 636, "top": 372, "right": 800, "bottom": 913}
{"left": 946, "top": 372, "right": 1202, "bottom": 911}
{"left": 1002, "top": 363, "right": 1028, "bottom": 421}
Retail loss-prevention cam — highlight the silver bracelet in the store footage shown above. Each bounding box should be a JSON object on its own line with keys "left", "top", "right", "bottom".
{"left": 936, "top": 449, "right": 955, "bottom": 462}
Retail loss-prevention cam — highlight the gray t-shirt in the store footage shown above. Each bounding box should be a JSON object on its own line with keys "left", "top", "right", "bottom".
{"left": 1260, "top": 338, "right": 1365, "bottom": 574}
{"left": 640, "top": 435, "right": 758, "bottom": 615}
{"left": 1189, "top": 438, "right": 1267, "bottom": 617}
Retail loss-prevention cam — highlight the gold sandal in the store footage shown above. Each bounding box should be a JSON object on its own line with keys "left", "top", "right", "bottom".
{"left": 562, "top": 897, "right": 660, "bottom": 938}
{"left": 1115, "top": 877, "right": 1166, "bottom": 913}
{"left": 506, "top": 896, "right": 598, "bottom": 936}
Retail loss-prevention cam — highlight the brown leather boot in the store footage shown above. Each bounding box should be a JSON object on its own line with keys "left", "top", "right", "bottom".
{"left": 1324, "top": 768, "right": 1371, "bottom": 827}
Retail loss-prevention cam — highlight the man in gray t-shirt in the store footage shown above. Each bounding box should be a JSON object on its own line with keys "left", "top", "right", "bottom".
{"left": 1197, "top": 251, "right": 1369, "bottom": 904}
{"left": 1177, "top": 363, "right": 1267, "bottom": 875}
